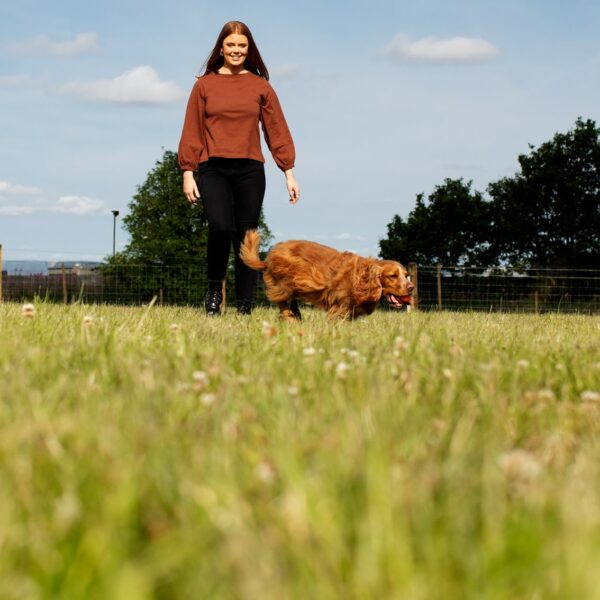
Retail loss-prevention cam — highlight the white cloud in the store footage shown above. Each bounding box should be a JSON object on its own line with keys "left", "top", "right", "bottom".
{"left": 0, "top": 180, "right": 107, "bottom": 216}
{"left": 381, "top": 34, "right": 499, "bottom": 63}
{"left": 52, "top": 196, "right": 107, "bottom": 215}
{"left": 0, "top": 75, "right": 32, "bottom": 87}
{"left": 11, "top": 32, "right": 99, "bottom": 57}
{"left": 59, "top": 66, "right": 184, "bottom": 104}
{"left": 0, "top": 206, "right": 36, "bottom": 216}
{"left": 0, "top": 180, "right": 43, "bottom": 196}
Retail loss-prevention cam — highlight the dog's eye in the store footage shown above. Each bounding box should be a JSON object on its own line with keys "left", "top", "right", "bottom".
{"left": 388, "top": 273, "right": 398, "bottom": 279}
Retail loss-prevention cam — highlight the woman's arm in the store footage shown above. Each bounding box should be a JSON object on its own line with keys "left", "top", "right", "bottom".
{"left": 183, "top": 171, "right": 200, "bottom": 204}
{"left": 284, "top": 169, "right": 300, "bottom": 204}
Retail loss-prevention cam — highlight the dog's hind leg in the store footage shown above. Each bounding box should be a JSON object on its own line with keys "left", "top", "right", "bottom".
{"left": 290, "top": 299, "right": 302, "bottom": 320}
{"left": 278, "top": 301, "right": 300, "bottom": 322}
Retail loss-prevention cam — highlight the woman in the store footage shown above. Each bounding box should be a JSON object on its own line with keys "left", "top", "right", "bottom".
{"left": 178, "top": 20, "right": 300, "bottom": 316}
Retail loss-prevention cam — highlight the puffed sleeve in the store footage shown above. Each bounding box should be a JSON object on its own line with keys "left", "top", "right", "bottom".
{"left": 260, "top": 84, "right": 295, "bottom": 171}
{"left": 178, "top": 80, "right": 206, "bottom": 171}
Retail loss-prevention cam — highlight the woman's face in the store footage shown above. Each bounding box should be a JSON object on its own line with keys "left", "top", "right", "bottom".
{"left": 221, "top": 33, "right": 249, "bottom": 70}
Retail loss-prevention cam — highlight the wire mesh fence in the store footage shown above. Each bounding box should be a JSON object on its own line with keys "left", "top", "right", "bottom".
{"left": 412, "top": 265, "right": 600, "bottom": 313}
{"left": 1, "top": 261, "right": 600, "bottom": 313}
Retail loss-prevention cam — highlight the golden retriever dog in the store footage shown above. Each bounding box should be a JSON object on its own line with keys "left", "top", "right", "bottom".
{"left": 240, "top": 230, "right": 414, "bottom": 320}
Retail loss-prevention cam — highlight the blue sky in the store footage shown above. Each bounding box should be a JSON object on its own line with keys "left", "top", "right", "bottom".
{"left": 1, "top": 0, "right": 599, "bottom": 263}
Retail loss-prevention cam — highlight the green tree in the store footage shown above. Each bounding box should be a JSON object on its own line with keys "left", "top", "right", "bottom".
{"left": 487, "top": 118, "right": 600, "bottom": 267}
{"left": 103, "top": 150, "right": 273, "bottom": 304}
{"left": 379, "top": 178, "right": 490, "bottom": 266}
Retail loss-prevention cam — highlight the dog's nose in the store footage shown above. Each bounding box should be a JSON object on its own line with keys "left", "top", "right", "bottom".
{"left": 407, "top": 282, "right": 415, "bottom": 292}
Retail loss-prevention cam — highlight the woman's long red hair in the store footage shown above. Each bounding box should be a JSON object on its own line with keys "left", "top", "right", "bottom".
{"left": 202, "top": 21, "right": 269, "bottom": 80}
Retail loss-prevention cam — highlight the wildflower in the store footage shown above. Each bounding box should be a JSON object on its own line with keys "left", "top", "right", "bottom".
{"left": 169, "top": 323, "right": 179, "bottom": 332}
{"left": 261, "top": 320, "right": 277, "bottom": 337}
{"left": 21, "top": 303, "right": 35, "bottom": 318}
{"left": 394, "top": 336, "right": 408, "bottom": 354}
{"left": 442, "top": 368, "right": 454, "bottom": 381}
{"left": 287, "top": 384, "right": 300, "bottom": 396}
{"left": 256, "top": 461, "right": 276, "bottom": 485}
{"left": 581, "top": 390, "right": 600, "bottom": 403}
{"left": 347, "top": 350, "right": 360, "bottom": 360}
{"left": 450, "top": 344, "right": 463, "bottom": 358}
{"left": 499, "top": 449, "right": 541, "bottom": 482}
{"left": 192, "top": 371, "right": 209, "bottom": 391}
{"left": 525, "top": 388, "right": 555, "bottom": 403}
{"left": 336, "top": 361, "right": 349, "bottom": 380}
{"left": 83, "top": 315, "right": 94, "bottom": 325}
{"left": 303, "top": 347, "right": 317, "bottom": 357}
{"left": 516, "top": 359, "right": 530, "bottom": 370}
{"left": 201, "top": 393, "right": 217, "bottom": 407}
{"left": 207, "top": 364, "right": 220, "bottom": 377}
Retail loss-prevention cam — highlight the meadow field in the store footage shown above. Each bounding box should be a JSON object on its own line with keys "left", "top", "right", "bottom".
{"left": 1, "top": 302, "right": 599, "bottom": 599}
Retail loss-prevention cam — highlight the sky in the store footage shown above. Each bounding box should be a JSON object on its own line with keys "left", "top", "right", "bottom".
{"left": 1, "top": 0, "right": 599, "bottom": 263}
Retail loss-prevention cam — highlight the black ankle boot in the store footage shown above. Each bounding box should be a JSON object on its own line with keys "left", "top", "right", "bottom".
{"left": 204, "top": 283, "right": 223, "bottom": 316}
{"left": 236, "top": 300, "right": 253, "bottom": 315}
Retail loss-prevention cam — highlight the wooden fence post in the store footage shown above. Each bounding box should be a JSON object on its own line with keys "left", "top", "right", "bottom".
{"left": 534, "top": 290, "right": 539, "bottom": 313}
{"left": 436, "top": 263, "right": 443, "bottom": 311}
{"left": 62, "top": 263, "right": 68, "bottom": 304}
{"left": 408, "top": 262, "right": 419, "bottom": 311}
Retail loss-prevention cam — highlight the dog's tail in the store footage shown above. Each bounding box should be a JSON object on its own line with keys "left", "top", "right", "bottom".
{"left": 239, "top": 230, "right": 267, "bottom": 271}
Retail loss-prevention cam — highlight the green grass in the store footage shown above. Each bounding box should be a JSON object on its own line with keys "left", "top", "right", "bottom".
{"left": 1, "top": 302, "right": 600, "bottom": 599}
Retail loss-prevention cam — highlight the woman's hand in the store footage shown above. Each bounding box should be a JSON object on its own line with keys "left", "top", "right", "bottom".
{"left": 183, "top": 171, "right": 200, "bottom": 204}
{"left": 285, "top": 169, "right": 300, "bottom": 204}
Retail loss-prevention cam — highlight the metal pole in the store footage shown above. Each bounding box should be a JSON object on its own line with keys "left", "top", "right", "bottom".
{"left": 112, "top": 210, "right": 120, "bottom": 256}
{"left": 436, "top": 264, "right": 443, "bottom": 311}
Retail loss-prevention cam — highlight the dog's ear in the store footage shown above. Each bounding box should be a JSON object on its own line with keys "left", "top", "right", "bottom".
{"left": 353, "top": 260, "right": 383, "bottom": 303}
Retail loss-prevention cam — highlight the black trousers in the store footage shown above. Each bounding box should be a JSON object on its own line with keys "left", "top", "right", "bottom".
{"left": 197, "top": 158, "right": 266, "bottom": 303}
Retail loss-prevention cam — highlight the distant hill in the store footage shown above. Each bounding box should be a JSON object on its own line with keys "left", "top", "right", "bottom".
{"left": 3, "top": 261, "right": 49, "bottom": 275}
{"left": 2, "top": 261, "right": 102, "bottom": 275}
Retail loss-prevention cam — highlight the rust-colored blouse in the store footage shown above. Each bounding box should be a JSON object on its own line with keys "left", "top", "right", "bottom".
{"left": 178, "top": 72, "right": 295, "bottom": 172}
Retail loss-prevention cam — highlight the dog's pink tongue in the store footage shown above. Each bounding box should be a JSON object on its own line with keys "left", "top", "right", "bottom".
{"left": 388, "top": 294, "right": 401, "bottom": 306}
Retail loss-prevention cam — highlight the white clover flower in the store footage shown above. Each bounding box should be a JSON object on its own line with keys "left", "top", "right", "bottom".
{"left": 192, "top": 371, "right": 209, "bottom": 390}
{"left": 256, "top": 461, "right": 275, "bottom": 484}
{"left": 201, "top": 393, "right": 217, "bottom": 406}
{"left": 287, "top": 385, "right": 300, "bottom": 396}
{"left": 21, "top": 303, "right": 35, "bottom": 318}
{"left": 499, "top": 449, "right": 541, "bottom": 482}
{"left": 516, "top": 359, "right": 530, "bottom": 370}
{"left": 442, "top": 368, "right": 454, "bottom": 381}
{"left": 169, "top": 323, "right": 179, "bottom": 332}
{"left": 336, "top": 362, "right": 349, "bottom": 380}
{"left": 261, "top": 320, "right": 277, "bottom": 337}
{"left": 581, "top": 390, "right": 600, "bottom": 403}
{"left": 303, "top": 347, "right": 317, "bottom": 357}
{"left": 83, "top": 315, "right": 94, "bottom": 325}
{"left": 394, "top": 336, "right": 408, "bottom": 352}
